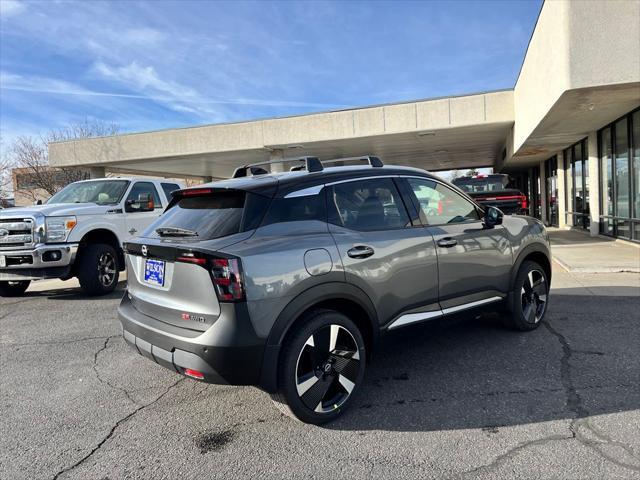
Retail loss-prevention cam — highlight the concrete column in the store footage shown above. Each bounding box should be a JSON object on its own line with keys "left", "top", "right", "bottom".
{"left": 88, "top": 167, "right": 106, "bottom": 179}
{"left": 269, "top": 149, "right": 286, "bottom": 173}
{"left": 557, "top": 151, "right": 567, "bottom": 229}
{"left": 587, "top": 130, "right": 600, "bottom": 236}
{"left": 539, "top": 159, "right": 548, "bottom": 224}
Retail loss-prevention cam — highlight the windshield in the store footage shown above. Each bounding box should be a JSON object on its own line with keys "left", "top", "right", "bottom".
{"left": 453, "top": 176, "right": 509, "bottom": 193}
{"left": 48, "top": 180, "right": 129, "bottom": 205}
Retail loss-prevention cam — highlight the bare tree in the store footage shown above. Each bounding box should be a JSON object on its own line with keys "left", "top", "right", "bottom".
{"left": 7, "top": 119, "right": 118, "bottom": 201}
{"left": 0, "top": 154, "right": 13, "bottom": 204}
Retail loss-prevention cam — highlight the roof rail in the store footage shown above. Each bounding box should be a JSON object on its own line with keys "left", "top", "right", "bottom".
{"left": 232, "top": 156, "right": 323, "bottom": 178}
{"left": 321, "top": 155, "right": 384, "bottom": 168}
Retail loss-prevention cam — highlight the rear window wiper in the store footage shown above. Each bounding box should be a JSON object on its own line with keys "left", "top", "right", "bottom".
{"left": 155, "top": 227, "right": 199, "bottom": 237}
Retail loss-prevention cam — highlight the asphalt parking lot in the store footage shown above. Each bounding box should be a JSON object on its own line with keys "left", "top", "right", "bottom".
{"left": 1, "top": 264, "right": 639, "bottom": 480}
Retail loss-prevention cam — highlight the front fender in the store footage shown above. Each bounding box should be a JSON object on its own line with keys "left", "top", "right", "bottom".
{"left": 68, "top": 220, "right": 123, "bottom": 246}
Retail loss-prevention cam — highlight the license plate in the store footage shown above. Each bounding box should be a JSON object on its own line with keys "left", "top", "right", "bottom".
{"left": 144, "top": 259, "right": 165, "bottom": 286}
{"left": 0, "top": 255, "right": 5, "bottom": 268}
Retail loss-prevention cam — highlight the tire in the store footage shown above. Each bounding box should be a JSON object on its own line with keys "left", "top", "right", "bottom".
{"left": 503, "top": 260, "right": 549, "bottom": 331}
{"left": 77, "top": 243, "right": 119, "bottom": 296}
{"left": 0, "top": 280, "right": 30, "bottom": 297}
{"left": 270, "top": 309, "right": 366, "bottom": 424}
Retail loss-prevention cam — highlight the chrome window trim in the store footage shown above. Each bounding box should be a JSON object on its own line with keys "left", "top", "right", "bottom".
{"left": 285, "top": 174, "right": 476, "bottom": 200}
{"left": 283, "top": 185, "right": 324, "bottom": 198}
{"left": 388, "top": 296, "right": 503, "bottom": 330}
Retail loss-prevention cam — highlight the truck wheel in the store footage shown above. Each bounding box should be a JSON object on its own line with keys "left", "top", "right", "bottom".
{"left": 270, "top": 309, "right": 366, "bottom": 424}
{"left": 77, "top": 243, "right": 119, "bottom": 296}
{"left": 0, "top": 280, "right": 31, "bottom": 297}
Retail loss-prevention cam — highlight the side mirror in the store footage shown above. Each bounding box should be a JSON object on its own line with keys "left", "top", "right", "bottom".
{"left": 125, "top": 193, "right": 154, "bottom": 212}
{"left": 35, "top": 200, "right": 43, "bottom": 205}
{"left": 483, "top": 206, "right": 503, "bottom": 228}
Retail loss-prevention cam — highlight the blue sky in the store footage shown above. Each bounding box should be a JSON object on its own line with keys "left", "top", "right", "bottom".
{"left": 0, "top": 0, "right": 541, "bottom": 154}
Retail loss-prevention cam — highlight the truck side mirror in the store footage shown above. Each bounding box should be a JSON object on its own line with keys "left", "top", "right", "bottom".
{"left": 125, "top": 193, "right": 154, "bottom": 212}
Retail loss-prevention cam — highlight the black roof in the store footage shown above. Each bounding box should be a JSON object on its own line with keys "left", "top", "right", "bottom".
{"left": 186, "top": 164, "right": 442, "bottom": 197}
{"left": 172, "top": 162, "right": 486, "bottom": 208}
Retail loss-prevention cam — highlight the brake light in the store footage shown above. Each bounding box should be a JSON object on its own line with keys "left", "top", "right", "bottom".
{"left": 184, "top": 368, "right": 204, "bottom": 380}
{"left": 180, "top": 188, "right": 214, "bottom": 196}
{"left": 211, "top": 258, "right": 244, "bottom": 302}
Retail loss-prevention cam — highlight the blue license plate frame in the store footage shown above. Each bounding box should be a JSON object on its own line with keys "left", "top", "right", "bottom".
{"left": 144, "top": 259, "right": 165, "bottom": 287}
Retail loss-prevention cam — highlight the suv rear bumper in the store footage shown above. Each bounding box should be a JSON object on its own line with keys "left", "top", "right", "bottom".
{"left": 118, "top": 294, "right": 265, "bottom": 386}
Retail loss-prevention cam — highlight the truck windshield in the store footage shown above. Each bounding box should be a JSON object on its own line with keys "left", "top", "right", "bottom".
{"left": 48, "top": 180, "right": 129, "bottom": 205}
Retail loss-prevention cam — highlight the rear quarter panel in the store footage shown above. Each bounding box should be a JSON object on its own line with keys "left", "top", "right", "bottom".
{"left": 221, "top": 220, "right": 345, "bottom": 338}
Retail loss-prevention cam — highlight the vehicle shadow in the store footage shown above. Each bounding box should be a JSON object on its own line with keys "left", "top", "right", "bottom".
{"left": 25, "top": 281, "right": 126, "bottom": 301}
{"left": 328, "top": 287, "right": 640, "bottom": 432}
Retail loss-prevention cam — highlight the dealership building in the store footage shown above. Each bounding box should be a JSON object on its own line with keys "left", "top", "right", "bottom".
{"left": 50, "top": 1, "right": 640, "bottom": 242}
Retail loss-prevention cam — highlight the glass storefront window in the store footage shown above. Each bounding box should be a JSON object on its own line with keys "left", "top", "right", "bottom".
{"left": 545, "top": 156, "right": 558, "bottom": 227}
{"left": 601, "top": 127, "right": 614, "bottom": 217}
{"left": 598, "top": 108, "right": 639, "bottom": 242}
{"left": 584, "top": 150, "right": 590, "bottom": 229}
{"left": 564, "top": 139, "right": 589, "bottom": 230}
{"left": 574, "top": 151, "right": 583, "bottom": 214}
{"left": 632, "top": 111, "right": 640, "bottom": 219}
{"left": 565, "top": 150, "right": 573, "bottom": 225}
{"left": 615, "top": 118, "right": 630, "bottom": 218}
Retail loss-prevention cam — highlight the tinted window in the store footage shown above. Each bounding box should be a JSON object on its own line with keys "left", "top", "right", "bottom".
{"left": 262, "top": 193, "right": 325, "bottom": 226}
{"left": 328, "top": 178, "right": 410, "bottom": 231}
{"left": 144, "top": 191, "right": 268, "bottom": 240}
{"left": 407, "top": 178, "right": 480, "bottom": 225}
{"left": 161, "top": 183, "right": 181, "bottom": 199}
{"left": 127, "top": 182, "right": 162, "bottom": 208}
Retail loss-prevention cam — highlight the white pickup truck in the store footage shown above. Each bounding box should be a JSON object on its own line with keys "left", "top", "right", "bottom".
{"left": 0, "top": 177, "right": 184, "bottom": 297}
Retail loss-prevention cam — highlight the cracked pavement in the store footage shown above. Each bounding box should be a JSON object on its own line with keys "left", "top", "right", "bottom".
{"left": 1, "top": 264, "right": 639, "bottom": 479}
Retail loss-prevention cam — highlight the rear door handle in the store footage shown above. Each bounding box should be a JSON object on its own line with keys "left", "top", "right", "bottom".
{"left": 437, "top": 237, "right": 458, "bottom": 248}
{"left": 347, "top": 245, "right": 375, "bottom": 259}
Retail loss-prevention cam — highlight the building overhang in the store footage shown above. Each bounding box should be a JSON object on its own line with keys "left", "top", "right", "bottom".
{"left": 49, "top": 90, "right": 514, "bottom": 177}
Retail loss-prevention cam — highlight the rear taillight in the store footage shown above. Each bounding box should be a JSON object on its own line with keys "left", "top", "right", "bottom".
{"left": 175, "top": 253, "right": 245, "bottom": 302}
{"left": 519, "top": 195, "right": 528, "bottom": 210}
{"left": 211, "top": 258, "right": 244, "bottom": 302}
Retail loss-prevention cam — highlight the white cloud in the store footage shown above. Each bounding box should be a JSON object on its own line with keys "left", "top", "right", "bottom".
{"left": 92, "top": 61, "right": 223, "bottom": 118}
{"left": 0, "top": 0, "right": 26, "bottom": 18}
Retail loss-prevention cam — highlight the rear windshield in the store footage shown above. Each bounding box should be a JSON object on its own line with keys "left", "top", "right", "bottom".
{"left": 142, "top": 190, "right": 268, "bottom": 240}
{"left": 453, "top": 176, "right": 510, "bottom": 193}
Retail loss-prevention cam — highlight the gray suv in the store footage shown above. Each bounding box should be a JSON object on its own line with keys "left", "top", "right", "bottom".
{"left": 118, "top": 156, "right": 551, "bottom": 424}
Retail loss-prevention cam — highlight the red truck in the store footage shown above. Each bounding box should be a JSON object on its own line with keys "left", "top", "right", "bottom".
{"left": 452, "top": 174, "right": 528, "bottom": 215}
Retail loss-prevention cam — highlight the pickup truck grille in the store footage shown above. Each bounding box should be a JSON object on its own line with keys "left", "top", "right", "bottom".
{"left": 0, "top": 218, "right": 34, "bottom": 249}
